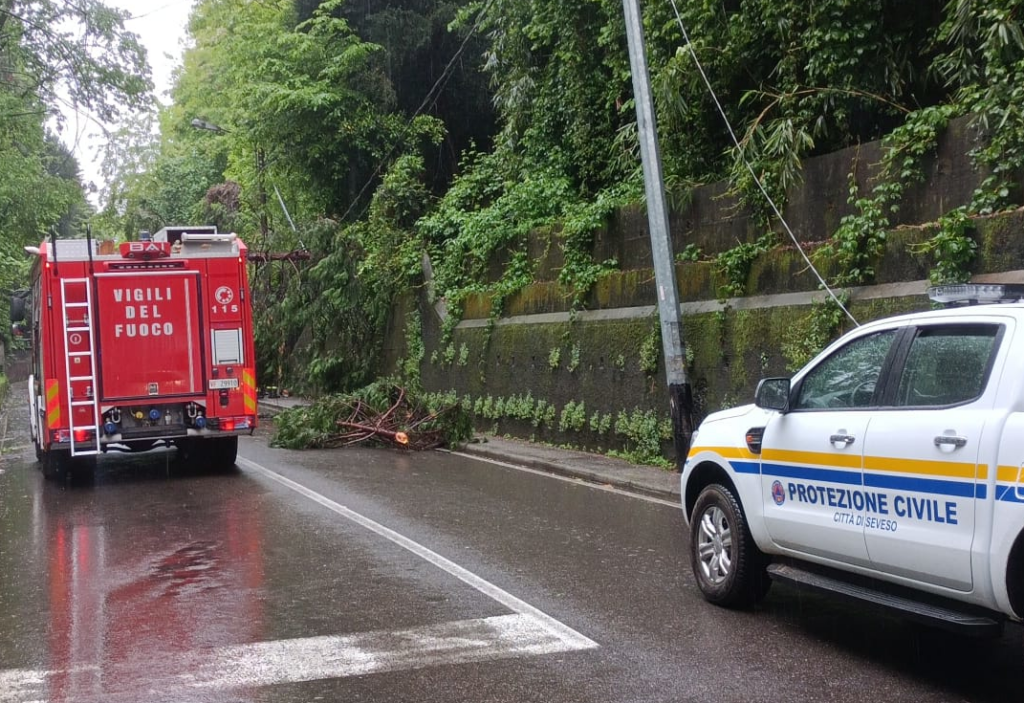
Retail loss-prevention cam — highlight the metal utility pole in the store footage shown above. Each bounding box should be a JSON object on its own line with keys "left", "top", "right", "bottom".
{"left": 622, "top": 0, "right": 693, "bottom": 468}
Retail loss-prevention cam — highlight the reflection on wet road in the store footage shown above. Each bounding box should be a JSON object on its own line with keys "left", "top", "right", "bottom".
{"left": 2, "top": 385, "right": 1024, "bottom": 702}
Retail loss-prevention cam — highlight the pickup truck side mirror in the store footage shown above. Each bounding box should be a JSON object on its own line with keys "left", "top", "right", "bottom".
{"left": 755, "top": 377, "right": 791, "bottom": 412}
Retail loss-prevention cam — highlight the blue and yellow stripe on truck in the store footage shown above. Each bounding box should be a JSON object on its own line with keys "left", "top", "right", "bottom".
{"left": 691, "top": 445, "right": 1024, "bottom": 503}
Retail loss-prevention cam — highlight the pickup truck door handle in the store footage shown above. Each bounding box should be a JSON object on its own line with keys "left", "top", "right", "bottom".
{"left": 934, "top": 435, "right": 967, "bottom": 448}
{"left": 829, "top": 434, "right": 855, "bottom": 446}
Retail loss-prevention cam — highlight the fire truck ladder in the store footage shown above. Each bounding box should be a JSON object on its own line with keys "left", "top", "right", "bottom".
{"left": 61, "top": 278, "right": 101, "bottom": 456}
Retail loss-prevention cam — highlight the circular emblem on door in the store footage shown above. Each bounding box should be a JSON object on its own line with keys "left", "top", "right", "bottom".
{"left": 215, "top": 286, "right": 234, "bottom": 305}
{"left": 771, "top": 480, "right": 786, "bottom": 505}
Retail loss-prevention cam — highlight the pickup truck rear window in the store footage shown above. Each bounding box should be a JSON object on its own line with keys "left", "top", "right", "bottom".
{"left": 894, "top": 325, "right": 999, "bottom": 407}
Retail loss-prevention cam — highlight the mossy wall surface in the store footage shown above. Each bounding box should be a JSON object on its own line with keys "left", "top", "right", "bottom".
{"left": 411, "top": 120, "right": 1024, "bottom": 461}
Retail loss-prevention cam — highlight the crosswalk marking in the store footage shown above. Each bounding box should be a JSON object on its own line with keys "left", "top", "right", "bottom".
{"left": 0, "top": 613, "right": 594, "bottom": 702}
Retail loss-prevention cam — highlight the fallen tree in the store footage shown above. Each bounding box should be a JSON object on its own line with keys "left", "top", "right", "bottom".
{"left": 271, "top": 380, "right": 472, "bottom": 451}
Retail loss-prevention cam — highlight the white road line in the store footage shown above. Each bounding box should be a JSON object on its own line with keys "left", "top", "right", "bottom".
{"left": 0, "top": 614, "right": 589, "bottom": 702}
{"left": 237, "top": 456, "right": 598, "bottom": 651}
{"left": 448, "top": 450, "right": 682, "bottom": 509}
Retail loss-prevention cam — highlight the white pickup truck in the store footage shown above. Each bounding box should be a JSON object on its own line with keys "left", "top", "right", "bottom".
{"left": 681, "top": 284, "right": 1024, "bottom": 636}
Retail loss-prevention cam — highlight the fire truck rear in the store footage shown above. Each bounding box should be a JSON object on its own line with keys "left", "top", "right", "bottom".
{"left": 16, "top": 226, "right": 258, "bottom": 480}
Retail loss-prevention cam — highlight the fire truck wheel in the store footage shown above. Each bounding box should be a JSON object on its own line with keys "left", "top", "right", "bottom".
{"left": 69, "top": 456, "right": 97, "bottom": 485}
{"left": 41, "top": 450, "right": 69, "bottom": 482}
{"left": 208, "top": 436, "right": 238, "bottom": 470}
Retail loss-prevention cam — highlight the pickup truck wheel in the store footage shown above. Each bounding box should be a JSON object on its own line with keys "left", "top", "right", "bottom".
{"left": 690, "top": 483, "right": 770, "bottom": 608}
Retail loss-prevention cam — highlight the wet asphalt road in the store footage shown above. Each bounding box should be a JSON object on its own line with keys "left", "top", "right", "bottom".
{"left": 1, "top": 390, "right": 1023, "bottom": 702}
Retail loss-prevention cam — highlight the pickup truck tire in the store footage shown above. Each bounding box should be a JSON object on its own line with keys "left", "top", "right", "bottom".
{"left": 690, "top": 483, "right": 770, "bottom": 608}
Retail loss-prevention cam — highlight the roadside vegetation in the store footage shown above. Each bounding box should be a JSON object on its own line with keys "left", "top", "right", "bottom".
{"left": 0, "top": 0, "right": 151, "bottom": 339}
{"left": 6, "top": 0, "right": 1024, "bottom": 458}
{"left": 101, "top": 0, "right": 1024, "bottom": 399}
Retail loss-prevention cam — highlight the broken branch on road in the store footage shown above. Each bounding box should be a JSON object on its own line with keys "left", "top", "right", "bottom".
{"left": 271, "top": 381, "right": 472, "bottom": 451}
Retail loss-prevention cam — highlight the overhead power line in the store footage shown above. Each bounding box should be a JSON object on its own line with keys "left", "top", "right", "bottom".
{"left": 337, "top": 0, "right": 495, "bottom": 225}
{"left": 665, "top": 0, "right": 858, "bottom": 326}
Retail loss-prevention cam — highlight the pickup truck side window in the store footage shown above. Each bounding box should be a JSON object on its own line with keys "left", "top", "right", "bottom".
{"left": 793, "top": 330, "right": 897, "bottom": 410}
{"left": 894, "top": 325, "right": 998, "bottom": 407}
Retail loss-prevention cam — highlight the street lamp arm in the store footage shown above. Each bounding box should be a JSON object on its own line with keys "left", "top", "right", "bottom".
{"left": 190, "top": 118, "right": 230, "bottom": 133}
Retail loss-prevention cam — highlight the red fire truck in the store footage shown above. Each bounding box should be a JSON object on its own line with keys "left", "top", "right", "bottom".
{"left": 14, "top": 226, "right": 258, "bottom": 480}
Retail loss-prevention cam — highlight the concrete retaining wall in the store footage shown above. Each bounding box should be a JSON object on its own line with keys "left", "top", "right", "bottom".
{"left": 399, "top": 115, "right": 1022, "bottom": 458}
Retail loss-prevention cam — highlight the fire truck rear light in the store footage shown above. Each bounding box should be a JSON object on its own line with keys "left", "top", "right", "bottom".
{"left": 52, "top": 429, "right": 70, "bottom": 443}
{"left": 73, "top": 429, "right": 92, "bottom": 443}
{"left": 221, "top": 419, "right": 235, "bottom": 431}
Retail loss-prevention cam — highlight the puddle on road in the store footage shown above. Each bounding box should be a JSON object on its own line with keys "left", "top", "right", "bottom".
{"left": 151, "top": 540, "right": 222, "bottom": 597}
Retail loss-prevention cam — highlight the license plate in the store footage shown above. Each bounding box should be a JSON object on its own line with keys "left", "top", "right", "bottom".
{"left": 208, "top": 378, "right": 239, "bottom": 390}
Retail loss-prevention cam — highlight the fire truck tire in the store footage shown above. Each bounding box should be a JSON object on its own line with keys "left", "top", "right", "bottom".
{"left": 41, "top": 450, "right": 69, "bottom": 482}
{"left": 69, "top": 457, "right": 96, "bottom": 484}
{"left": 208, "top": 436, "right": 238, "bottom": 470}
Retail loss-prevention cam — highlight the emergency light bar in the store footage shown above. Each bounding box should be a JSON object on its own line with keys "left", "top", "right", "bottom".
{"left": 927, "top": 284, "right": 1024, "bottom": 306}
{"left": 181, "top": 232, "right": 237, "bottom": 243}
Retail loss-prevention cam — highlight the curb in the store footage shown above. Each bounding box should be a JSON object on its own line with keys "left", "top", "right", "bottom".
{"left": 258, "top": 398, "right": 681, "bottom": 504}
{"left": 453, "top": 441, "right": 681, "bottom": 502}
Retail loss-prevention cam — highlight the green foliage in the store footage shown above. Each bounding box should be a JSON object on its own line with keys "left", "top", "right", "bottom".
{"left": 557, "top": 181, "right": 638, "bottom": 302}
{"left": 399, "top": 310, "right": 425, "bottom": 386}
{"left": 913, "top": 207, "right": 978, "bottom": 284}
{"left": 676, "top": 244, "right": 703, "bottom": 263}
{"left": 533, "top": 399, "right": 556, "bottom": 428}
{"left": 639, "top": 322, "right": 661, "bottom": 376}
{"left": 589, "top": 410, "right": 613, "bottom": 434}
{"left": 547, "top": 346, "right": 561, "bottom": 370}
{"left": 5, "top": 0, "right": 152, "bottom": 125}
{"left": 419, "top": 153, "right": 571, "bottom": 311}
{"left": 817, "top": 105, "right": 960, "bottom": 286}
{"left": 0, "top": 0, "right": 150, "bottom": 308}
{"left": 567, "top": 343, "right": 581, "bottom": 373}
{"left": 782, "top": 294, "right": 851, "bottom": 370}
{"left": 252, "top": 151, "right": 438, "bottom": 394}
{"left": 114, "top": 0, "right": 1024, "bottom": 459}
{"left": 715, "top": 234, "right": 777, "bottom": 298}
{"left": 558, "top": 400, "right": 587, "bottom": 433}
{"left": 504, "top": 392, "right": 536, "bottom": 420}
{"left": 272, "top": 379, "right": 472, "bottom": 449}
{"left": 610, "top": 408, "right": 673, "bottom": 468}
